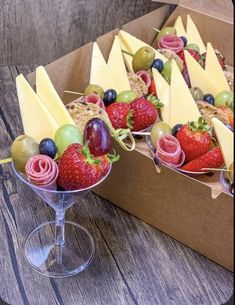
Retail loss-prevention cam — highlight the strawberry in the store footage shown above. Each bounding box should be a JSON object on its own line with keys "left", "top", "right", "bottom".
{"left": 201, "top": 49, "right": 226, "bottom": 70}
{"left": 57, "top": 144, "right": 113, "bottom": 190}
{"left": 177, "top": 118, "right": 212, "bottom": 162}
{"left": 177, "top": 48, "right": 201, "bottom": 67}
{"left": 130, "top": 95, "right": 160, "bottom": 131}
{"left": 181, "top": 146, "right": 224, "bottom": 172}
{"left": 218, "top": 106, "right": 234, "bottom": 128}
{"left": 149, "top": 79, "right": 157, "bottom": 96}
{"left": 106, "top": 102, "right": 132, "bottom": 129}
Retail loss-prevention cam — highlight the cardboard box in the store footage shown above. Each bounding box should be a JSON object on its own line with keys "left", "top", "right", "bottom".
{"left": 28, "top": 1, "right": 234, "bottom": 270}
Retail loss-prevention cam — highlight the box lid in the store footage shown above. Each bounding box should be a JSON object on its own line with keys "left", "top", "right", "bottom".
{"left": 152, "top": 0, "right": 233, "bottom": 23}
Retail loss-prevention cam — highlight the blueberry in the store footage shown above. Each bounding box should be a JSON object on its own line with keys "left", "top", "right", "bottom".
{"left": 152, "top": 59, "right": 164, "bottom": 73}
{"left": 180, "top": 36, "right": 187, "bottom": 47}
{"left": 203, "top": 94, "right": 215, "bottom": 105}
{"left": 172, "top": 124, "right": 183, "bottom": 137}
{"left": 39, "top": 138, "right": 58, "bottom": 159}
{"left": 103, "top": 89, "right": 117, "bottom": 107}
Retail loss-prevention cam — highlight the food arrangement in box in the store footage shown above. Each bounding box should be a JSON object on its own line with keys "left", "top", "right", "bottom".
{"left": 1, "top": 14, "right": 233, "bottom": 196}
{"left": 64, "top": 14, "right": 233, "bottom": 194}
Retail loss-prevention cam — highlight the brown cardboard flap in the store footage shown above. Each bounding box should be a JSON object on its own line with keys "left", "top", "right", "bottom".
{"left": 152, "top": 0, "right": 233, "bottom": 23}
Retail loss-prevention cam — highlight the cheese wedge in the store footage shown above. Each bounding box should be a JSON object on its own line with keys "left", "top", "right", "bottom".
{"left": 36, "top": 66, "right": 75, "bottom": 126}
{"left": 123, "top": 53, "right": 134, "bottom": 73}
{"left": 169, "top": 60, "right": 200, "bottom": 127}
{"left": 186, "top": 14, "right": 206, "bottom": 54}
{"left": 118, "top": 30, "right": 167, "bottom": 63}
{"left": 107, "top": 36, "right": 131, "bottom": 93}
{"left": 184, "top": 51, "right": 219, "bottom": 96}
{"left": 90, "top": 42, "right": 117, "bottom": 91}
{"left": 152, "top": 68, "right": 170, "bottom": 123}
{"left": 205, "top": 43, "right": 230, "bottom": 93}
{"left": 16, "top": 74, "right": 58, "bottom": 142}
{"left": 174, "top": 16, "right": 187, "bottom": 38}
{"left": 211, "top": 118, "right": 234, "bottom": 169}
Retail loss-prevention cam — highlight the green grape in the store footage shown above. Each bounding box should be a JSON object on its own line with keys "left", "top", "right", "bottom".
{"left": 150, "top": 121, "right": 172, "bottom": 146}
{"left": 190, "top": 87, "right": 204, "bottom": 101}
{"left": 185, "top": 43, "right": 200, "bottom": 53}
{"left": 157, "top": 27, "right": 176, "bottom": 42}
{"left": 54, "top": 124, "right": 83, "bottom": 156}
{"left": 84, "top": 84, "right": 104, "bottom": 99}
{"left": 116, "top": 90, "right": 137, "bottom": 103}
{"left": 214, "top": 90, "right": 234, "bottom": 109}
{"left": 161, "top": 60, "right": 172, "bottom": 84}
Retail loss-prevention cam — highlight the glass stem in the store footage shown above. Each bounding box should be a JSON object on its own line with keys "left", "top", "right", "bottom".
{"left": 55, "top": 208, "right": 65, "bottom": 246}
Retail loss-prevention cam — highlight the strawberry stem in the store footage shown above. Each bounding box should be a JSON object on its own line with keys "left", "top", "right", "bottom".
{"left": 81, "top": 145, "right": 100, "bottom": 165}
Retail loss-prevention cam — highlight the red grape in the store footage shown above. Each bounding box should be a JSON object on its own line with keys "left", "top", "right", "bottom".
{"left": 83, "top": 118, "right": 111, "bottom": 156}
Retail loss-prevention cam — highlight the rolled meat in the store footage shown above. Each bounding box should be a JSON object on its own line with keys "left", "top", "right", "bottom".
{"left": 83, "top": 94, "right": 105, "bottom": 110}
{"left": 156, "top": 134, "right": 185, "bottom": 168}
{"left": 25, "top": 155, "right": 59, "bottom": 190}
{"left": 158, "top": 35, "right": 184, "bottom": 54}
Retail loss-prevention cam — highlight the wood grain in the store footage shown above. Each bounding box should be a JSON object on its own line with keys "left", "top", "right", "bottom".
{"left": 0, "top": 0, "right": 165, "bottom": 66}
{"left": 0, "top": 65, "right": 233, "bottom": 305}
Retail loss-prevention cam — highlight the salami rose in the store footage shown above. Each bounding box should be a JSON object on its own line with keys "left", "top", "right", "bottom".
{"left": 156, "top": 134, "right": 185, "bottom": 168}
{"left": 158, "top": 35, "right": 184, "bottom": 54}
{"left": 25, "top": 155, "right": 59, "bottom": 190}
{"left": 84, "top": 94, "right": 105, "bottom": 110}
{"left": 136, "top": 70, "right": 152, "bottom": 88}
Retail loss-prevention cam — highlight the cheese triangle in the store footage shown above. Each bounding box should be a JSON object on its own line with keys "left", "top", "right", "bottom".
{"left": 205, "top": 43, "right": 230, "bottom": 93}
{"left": 36, "top": 66, "right": 75, "bottom": 126}
{"left": 90, "top": 42, "right": 117, "bottom": 92}
{"left": 118, "top": 30, "right": 167, "bottom": 63}
{"left": 152, "top": 68, "right": 170, "bottom": 124}
{"left": 211, "top": 118, "right": 234, "bottom": 169}
{"left": 174, "top": 16, "right": 187, "bottom": 38}
{"left": 184, "top": 51, "right": 220, "bottom": 96}
{"left": 107, "top": 36, "right": 131, "bottom": 93}
{"left": 169, "top": 60, "right": 200, "bottom": 128}
{"left": 186, "top": 15, "right": 206, "bottom": 54}
{"left": 16, "top": 74, "right": 58, "bottom": 142}
{"left": 122, "top": 53, "right": 134, "bottom": 73}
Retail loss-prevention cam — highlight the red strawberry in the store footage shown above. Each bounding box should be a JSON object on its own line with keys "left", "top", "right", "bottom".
{"left": 57, "top": 144, "right": 111, "bottom": 190}
{"left": 177, "top": 118, "right": 212, "bottom": 162}
{"left": 177, "top": 48, "right": 200, "bottom": 67}
{"left": 106, "top": 102, "right": 132, "bottom": 129}
{"left": 181, "top": 146, "right": 224, "bottom": 172}
{"left": 201, "top": 49, "right": 225, "bottom": 70}
{"left": 130, "top": 96, "right": 159, "bottom": 131}
{"left": 218, "top": 106, "right": 234, "bottom": 128}
{"left": 149, "top": 79, "right": 157, "bottom": 96}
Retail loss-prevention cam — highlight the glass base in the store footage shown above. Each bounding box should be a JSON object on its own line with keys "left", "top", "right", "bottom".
{"left": 25, "top": 221, "right": 95, "bottom": 278}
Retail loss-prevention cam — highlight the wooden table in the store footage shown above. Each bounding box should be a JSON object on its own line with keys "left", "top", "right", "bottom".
{"left": 0, "top": 65, "right": 233, "bottom": 305}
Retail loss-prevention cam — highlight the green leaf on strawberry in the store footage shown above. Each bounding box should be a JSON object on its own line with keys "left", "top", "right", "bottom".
{"left": 147, "top": 93, "right": 164, "bottom": 108}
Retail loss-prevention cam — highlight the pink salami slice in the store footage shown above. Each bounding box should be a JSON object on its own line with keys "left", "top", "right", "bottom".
{"left": 83, "top": 94, "right": 105, "bottom": 110}
{"left": 136, "top": 70, "right": 151, "bottom": 88}
{"left": 156, "top": 134, "right": 185, "bottom": 168}
{"left": 158, "top": 35, "right": 184, "bottom": 54}
{"left": 25, "top": 155, "right": 59, "bottom": 189}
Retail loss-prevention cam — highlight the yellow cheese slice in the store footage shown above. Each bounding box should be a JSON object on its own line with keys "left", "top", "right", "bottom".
{"left": 152, "top": 68, "right": 170, "bottom": 124}
{"left": 36, "top": 66, "right": 75, "bottom": 126}
{"left": 174, "top": 16, "right": 187, "bottom": 38}
{"left": 122, "top": 53, "right": 134, "bottom": 73}
{"left": 211, "top": 118, "right": 234, "bottom": 169}
{"left": 90, "top": 42, "right": 117, "bottom": 92}
{"left": 205, "top": 43, "right": 230, "bottom": 93}
{"left": 16, "top": 74, "right": 58, "bottom": 142}
{"left": 118, "top": 30, "right": 167, "bottom": 63}
{"left": 107, "top": 36, "right": 131, "bottom": 93}
{"left": 169, "top": 60, "right": 201, "bottom": 128}
{"left": 186, "top": 14, "right": 206, "bottom": 54}
{"left": 184, "top": 51, "right": 220, "bottom": 96}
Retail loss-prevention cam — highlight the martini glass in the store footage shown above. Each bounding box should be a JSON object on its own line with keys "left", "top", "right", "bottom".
{"left": 220, "top": 170, "right": 234, "bottom": 196}
{"left": 12, "top": 162, "right": 111, "bottom": 278}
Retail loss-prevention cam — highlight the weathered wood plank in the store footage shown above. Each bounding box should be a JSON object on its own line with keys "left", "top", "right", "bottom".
{"left": 0, "top": 0, "right": 165, "bottom": 66}
{"left": 0, "top": 65, "right": 233, "bottom": 305}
